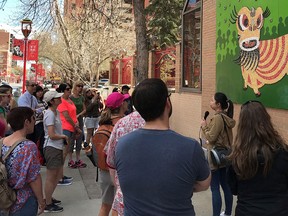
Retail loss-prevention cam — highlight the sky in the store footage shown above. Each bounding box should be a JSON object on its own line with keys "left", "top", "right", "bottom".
{"left": 0, "top": 0, "right": 22, "bottom": 36}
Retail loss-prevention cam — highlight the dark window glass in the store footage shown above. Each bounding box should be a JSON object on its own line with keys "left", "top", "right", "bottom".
{"left": 182, "top": 0, "right": 201, "bottom": 90}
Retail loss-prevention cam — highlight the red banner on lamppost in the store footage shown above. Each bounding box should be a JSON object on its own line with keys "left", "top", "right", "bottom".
{"left": 41, "top": 69, "right": 45, "bottom": 77}
{"left": 12, "top": 39, "right": 38, "bottom": 61}
{"left": 12, "top": 39, "right": 24, "bottom": 60}
{"left": 31, "top": 63, "right": 37, "bottom": 73}
{"left": 27, "top": 40, "right": 38, "bottom": 61}
{"left": 31, "top": 63, "right": 43, "bottom": 82}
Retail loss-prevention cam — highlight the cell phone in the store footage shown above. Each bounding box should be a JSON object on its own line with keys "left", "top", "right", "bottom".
{"left": 64, "top": 139, "right": 68, "bottom": 145}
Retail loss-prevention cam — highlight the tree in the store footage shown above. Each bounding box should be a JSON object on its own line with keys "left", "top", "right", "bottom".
{"left": 133, "top": 0, "right": 148, "bottom": 83}
{"left": 0, "top": 0, "right": 6, "bottom": 10}
{"left": 16, "top": 0, "right": 136, "bottom": 85}
{"left": 146, "top": 0, "right": 184, "bottom": 48}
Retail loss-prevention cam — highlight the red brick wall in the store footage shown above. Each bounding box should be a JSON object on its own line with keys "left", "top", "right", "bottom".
{"left": 0, "top": 30, "right": 9, "bottom": 50}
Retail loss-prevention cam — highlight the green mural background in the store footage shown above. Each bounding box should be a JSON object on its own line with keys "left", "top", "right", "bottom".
{"left": 216, "top": 0, "right": 288, "bottom": 109}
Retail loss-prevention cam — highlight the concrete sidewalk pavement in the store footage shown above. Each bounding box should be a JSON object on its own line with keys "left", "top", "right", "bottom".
{"left": 41, "top": 151, "right": 102, "bottom": 216}
{"left": 41, "top": 150, "right": 236, "bottom": 216}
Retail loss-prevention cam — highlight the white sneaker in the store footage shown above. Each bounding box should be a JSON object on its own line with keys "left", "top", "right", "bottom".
{"left": 220, "top": 211, "right": 231, "bottom": 216}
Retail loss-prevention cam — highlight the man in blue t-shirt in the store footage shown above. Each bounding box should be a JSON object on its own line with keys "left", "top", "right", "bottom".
{"left": 115, "top": 78, "right": 211, "bottom": 216}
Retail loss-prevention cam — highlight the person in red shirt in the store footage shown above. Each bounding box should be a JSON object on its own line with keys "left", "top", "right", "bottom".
{"left": 56, "top": 83, "right": 81, "bottom": 185}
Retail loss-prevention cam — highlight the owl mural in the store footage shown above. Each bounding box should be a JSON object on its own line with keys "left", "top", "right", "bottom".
{"left": 231, "top": 6, "right": 288, "bottom": 96}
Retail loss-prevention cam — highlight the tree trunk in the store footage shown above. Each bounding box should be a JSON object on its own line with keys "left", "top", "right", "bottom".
{"left": 133, "top": 0, "right": 148, "bottom": 84}
{"left": 53, "top": 0, "right": 78, "bottom": 75}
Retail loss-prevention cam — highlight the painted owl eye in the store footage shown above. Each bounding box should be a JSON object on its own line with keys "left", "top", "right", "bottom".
{"left": 238, "top": 14, "right": 249, "bottom": 31}
{"left": 257, "top": 14, "right": 263, "bottom": 29}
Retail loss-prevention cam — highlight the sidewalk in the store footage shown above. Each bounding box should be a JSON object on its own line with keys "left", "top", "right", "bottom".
{"left": 41, "top": 150, "right": 236, "bottom": 216}
{"left": 41, "top": 151, "right": 102, "bottom": 215}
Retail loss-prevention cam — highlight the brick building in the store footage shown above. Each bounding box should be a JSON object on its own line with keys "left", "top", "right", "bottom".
{"left": 0, "top": 30, "right": 12, "bottom": 81}
{"left": 168, "top": 0, "right": 288, "bottom": 141}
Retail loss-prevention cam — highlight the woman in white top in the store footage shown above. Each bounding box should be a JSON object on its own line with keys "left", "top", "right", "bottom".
{"left": 43, "top": 91, "right": 68, "bottom": 213}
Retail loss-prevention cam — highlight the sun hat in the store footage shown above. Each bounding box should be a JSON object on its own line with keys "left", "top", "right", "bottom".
{"left": 105, "top": 92, "right": 130, "bottom": 110}
{"left": 43, "top": 91, "right": 63, "bottom": 102}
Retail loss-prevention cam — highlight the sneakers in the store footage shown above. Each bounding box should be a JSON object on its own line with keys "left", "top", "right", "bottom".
{"left": 68, "top": 160, "right": 78, "bottom": 169}
{"left": 220, "top": 211, "right": 231, "bottom": 216}
{"left": 52, "top": 197, "right": 61, "bottom": 205}
{"left": 83, "top": 141, "right": 89, "bottom": 149}
{"left": 68, "top": 159, "right": 87, "bottom": 168}
{"left": 57, "top": 178, "right": 72, "bottom": 186}
{"left": 44, "top": 203, "right": 63, "bottom": 213}
{"left": 75, "top": 160, "right": 87, "bottom": 168}
{"left": 63, "top": 175, "right": 73, "bottom": 181}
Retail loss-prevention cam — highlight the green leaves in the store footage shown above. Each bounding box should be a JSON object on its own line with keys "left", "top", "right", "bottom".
{"left": 145, "top": 0, "right": 184, "bottom": 49}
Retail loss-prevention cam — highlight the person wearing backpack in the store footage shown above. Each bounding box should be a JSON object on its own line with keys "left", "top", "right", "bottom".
{"left": 105, "top": 111, "right": 145, "bottom": 216}
{"left": 93, "top": 92, "right": 129, "bottom": 216}
{"left": 0, "top": 107, "right": 45, "bottom": 216}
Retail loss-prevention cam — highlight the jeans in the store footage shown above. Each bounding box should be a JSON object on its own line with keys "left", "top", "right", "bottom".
{"left": 10, "top": 196, "right": 38, "bottom": 216}
{"left": 75, "top": 116, "right": 84, "bottom": 152}
{"left": 211, "top": 167, "right": 233, "bottom": 216}
{"left": 63, "top": 130, "right": 75, "bottom": 153}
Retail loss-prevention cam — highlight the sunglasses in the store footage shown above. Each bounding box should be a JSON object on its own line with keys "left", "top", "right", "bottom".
{"left": 65, "top": 88, "right": 71, "bottom": 91}
{"left": 29, "top": 84, "right": 36, "bottom": 87}
{"left": 1, "top": 94, "right": 11, "bottom": 98}
{"left": 77, "top": 85, "right": 83, "bottom": 88}
{"left": 241, "top": 100, "right": 262, "bottom": 109}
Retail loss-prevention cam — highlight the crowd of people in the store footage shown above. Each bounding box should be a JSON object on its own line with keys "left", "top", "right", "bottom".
{"left": 0, "top": 78, "right": 288, "bottom": 216}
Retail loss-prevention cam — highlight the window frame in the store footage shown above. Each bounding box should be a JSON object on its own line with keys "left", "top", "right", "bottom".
{"left": 181, "top": 0, "right": 202, "bottom": 93}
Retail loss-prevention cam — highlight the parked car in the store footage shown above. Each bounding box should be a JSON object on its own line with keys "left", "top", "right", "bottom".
{"left": 12, "top": 87, "right": 22, "bottom": 101}
{"left": 98, "top": 79, "right": 109, "bottom": 87}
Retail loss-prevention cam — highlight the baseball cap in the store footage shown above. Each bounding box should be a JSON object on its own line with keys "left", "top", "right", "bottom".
{"left": 43, "top": 91, "right": 63, "bottom": 102}
{"left": 105, "top": 92, "right": 130, "bottom": 110}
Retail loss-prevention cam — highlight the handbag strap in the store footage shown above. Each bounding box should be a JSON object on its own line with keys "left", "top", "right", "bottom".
{"left": 0, "top": 138, "right": 28, "bottom": 162}
{"left": 220, "top": 114, "right": 231, "bottom": 146}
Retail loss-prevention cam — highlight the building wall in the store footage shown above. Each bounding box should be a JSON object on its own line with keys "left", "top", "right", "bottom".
{"left": 0, "top": 30, "right": 11, "bottom": 80}
{"left": 169, "top": 0, "right": 288, "bottom": 141}
{"left": 0, "top": 30, "right": 9, "bottom": 50}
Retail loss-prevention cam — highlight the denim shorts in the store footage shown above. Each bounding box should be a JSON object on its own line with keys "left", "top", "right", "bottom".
{"left": 85, "top": 117, "right": 100, "bottom": 129}
{"left": 63, "top": 129, "right": 81, "bottom": 153}
{"left": 9, "top": 196, "right": 38, "bottom": 216}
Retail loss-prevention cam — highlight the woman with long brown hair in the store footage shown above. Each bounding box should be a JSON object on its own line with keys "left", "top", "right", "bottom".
{"left": 228, "top": 101, "right": 288, "bottom": 216}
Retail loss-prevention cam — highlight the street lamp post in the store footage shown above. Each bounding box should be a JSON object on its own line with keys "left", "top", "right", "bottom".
{"left": 21, "top": 18, "right": 32, "bottom": 93}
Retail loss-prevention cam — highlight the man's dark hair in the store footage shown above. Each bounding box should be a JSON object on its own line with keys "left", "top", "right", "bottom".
{"left": 112, "top": 87, "right": 119, "bottom": 92}
{"left": 132, "top": 78, "right": 168, "bottom": 121}
{"left": 121, "top": 85, "right": 130, "bottom": 92}
{"left": 56, "top": 83, "right": 71, "bottom": 93}
{"left": 7, "top": 107, "right": 34, "bottom": 131}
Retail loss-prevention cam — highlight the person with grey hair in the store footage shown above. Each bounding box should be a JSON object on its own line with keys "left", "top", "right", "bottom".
{"left": 18, "top": 81, "right": 45, "bottom": 143}
{"left": 18, "top": 80, "right": 38, "bottom": 109}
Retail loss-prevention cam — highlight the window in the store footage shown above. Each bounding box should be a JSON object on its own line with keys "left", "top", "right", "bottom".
{"left": 182, "top": 0, "right": 202, "bottom": 90}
